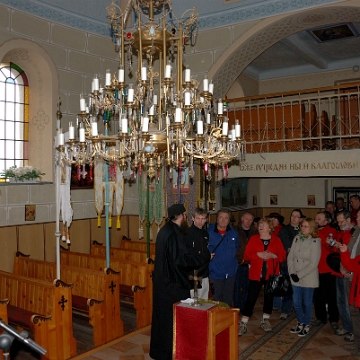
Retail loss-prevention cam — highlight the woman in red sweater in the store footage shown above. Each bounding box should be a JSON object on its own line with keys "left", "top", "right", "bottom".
{"left": 238, "top": 217, "right": 286, "bottom": 335}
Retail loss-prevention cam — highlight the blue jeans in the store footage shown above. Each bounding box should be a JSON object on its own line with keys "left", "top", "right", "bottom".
{"left": 336, "top": 276, "right": 353, "bottom": 333}
{"left": 233, "top": 264, "right": 249, "bottom": 311}
{"left": 292, "top": 285, "right": 315, "bottom": 326}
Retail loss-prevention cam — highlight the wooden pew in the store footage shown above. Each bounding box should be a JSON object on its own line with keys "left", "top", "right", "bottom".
{"left": 119, "top": 239, "right": 156, "bottom": 254}
{"left": 0, "top": 270, "right": 76, "bottom": 360}
{"left": 13, "top": 255, "right": 124, "bottom": 347}
{"left": 60, "top": 250, "right": 153, "bottom": 328}
{"left": 91, "top": 242, "right": 155, "bottom": 263}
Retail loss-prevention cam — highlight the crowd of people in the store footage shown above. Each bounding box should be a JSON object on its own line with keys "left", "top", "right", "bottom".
{"left": 149, "top": 195, "right": 360, "bottom": 360}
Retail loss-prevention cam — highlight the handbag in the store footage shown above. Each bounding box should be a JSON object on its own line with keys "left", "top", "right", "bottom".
{"left": 264, "top": 261, "right": 293, "bottom": 297}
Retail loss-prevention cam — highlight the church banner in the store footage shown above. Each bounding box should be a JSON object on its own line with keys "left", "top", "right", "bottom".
{"left": 228, "top": 149, "right": 360, "bottom": 178}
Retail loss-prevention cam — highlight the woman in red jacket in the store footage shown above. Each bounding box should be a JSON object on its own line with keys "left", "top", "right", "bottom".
{"left": 238, "top": 217, "right": 286, "bottom": 335}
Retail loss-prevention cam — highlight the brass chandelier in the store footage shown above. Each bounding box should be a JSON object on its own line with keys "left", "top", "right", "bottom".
{"left": 57, "top": 0, "right": 245, "bottom": 181}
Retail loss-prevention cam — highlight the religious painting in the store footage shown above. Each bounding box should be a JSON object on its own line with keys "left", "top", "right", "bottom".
{"left": 221, "top": 178, "right": 248, "bottom": 210}
{"left": 172, "top": 168, "right": 190, "bottom": 194}
{"left": 307, "top": 195, "right": 316, "bottom": 206}
{"left": 253, "top": 195, "right": 258, "bottom": 206}
{"left": 311, "top": 24, "right": 356, "bottom": 42}
{"left": 25, "top": 205, "right": 36, "bottom": 221}
{"left": 270, "top": 195, "right": 278, "bottom": 205}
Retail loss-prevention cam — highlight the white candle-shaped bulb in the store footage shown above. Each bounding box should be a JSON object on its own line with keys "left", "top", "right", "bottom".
{"left": 209, "top": 81, "right": 214, "bottom": 94}
{"left": 105, "top": 69, "right": 111, "bottom": 86}
{"left": 218, "top": 98, "right": 223, "bottom": 115}
{"left": 153, "top": 94, "right": 158, "bottom": 105}
{"left": 79, "top": 124, "right": 85, "bottom": 142}
{"left": 200, "top": 96, "right": 204, "bottom": 104}
{"left": 121, "top": 118, "right": 128, "bottom": 133}
{"left": 197, "top": 120, "right": 204, "bottom": 135}
{"left": 80, "top": 95, "right": 86, "bottom": 112}
{"left": 149, "top": 105, "right": 155, "bottom": 116}
{"left": 142, "top": 116, "right": 149, "bottom": 132}
{"left": 68, "top": 122, "right": 75, "bottom": 140}
{"left": 118, "top": 68, "right": 124, "bottom": 82}
{"left": 58, "top": 129, "right": 65, "bottom": 146}
{"left": 165, "top": 64, "right": 171, "bottom": 78}
{"left": 231, "top": 126, "right": 236, "bottom": 141}
{"left": 203, "top": 77, "right": 209, "bottom": 92}
{"left": 93, "top": 75, "right": 99, "bottom": 91}
{"left": 141, "top": 66, "right": 147, "bottom": 81}
{"left": 235, "top": 119, "right": 241, "bottom": 137}
{"left": 184, "top": 91, "right": 191, "bottom": 106}
{"left": 222, "top": 119, "right": 228, "bottom": 136}
{"left": 206, "top": 113, "right": 211, "bottom": 124}
{"left": 127, "top": 85, "right": 134, "bottom": 102}
{"left": 175, "top": 107, "right": 182, "bottom": 122}
{"left": 185, "top": 68, "right": 191, "bottom": 82}
{"left": 91, "top": 120, "right": 98, "bottom": 136}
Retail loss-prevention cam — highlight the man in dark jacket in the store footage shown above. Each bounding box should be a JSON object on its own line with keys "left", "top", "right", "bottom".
{"left": 186, "top": 207, "right": 211, "bottom": 299}
{"left": 149, "top": 203, "right": 210, "bottom": 360}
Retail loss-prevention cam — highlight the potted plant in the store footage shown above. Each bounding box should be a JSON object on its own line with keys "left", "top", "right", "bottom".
{"left": 1, "top": 165, "right": 45, "bottom": 183}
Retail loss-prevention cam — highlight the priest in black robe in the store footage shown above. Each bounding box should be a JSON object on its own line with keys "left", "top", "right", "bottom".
{"left": 149, "top": 203, "right": 211, "bottom": 360}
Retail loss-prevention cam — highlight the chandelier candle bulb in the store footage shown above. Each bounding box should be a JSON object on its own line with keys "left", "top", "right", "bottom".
{"left": 79, "top": 125, "right": 85, "bottom": 143}
{"left": 185, "top": 68, "right": 191, "bottom": 82}
{"left": 93, "top": 76, "right": 99, "bottom": 91}
{"left": 231, "top": 127, "right": 236, "bottom": 141}
{"left": 197, "top": 120, "right": 204, "bottom": 135}
{"left": 68, "top": 122, "right": 75, "bottom": 140}
{"left": 218, "top": 99, "right": 223, "bottom": 115}
{"left": 165, "top": 64, "right": 171, "bottom": 79}
{"left": 141, "top": 66, "right": 147, "bottom": 81}
{"left": 153, "top": 94, "right": 158, "bottom": 105}
{"left": 235, "top": 120, "right": 241, "bottom": 137}
{"left": 105, "top": 69, "right": 111, "bottom": 86}
{"left": 175, "top": 107, "right": 182, "bottom": 122}
{"left": 122, "top": 118, "right": 128, "bottom": 133}
{"left": 91, "top": 121, "right": 98, "bottom": 137}
{"left": 207, "top": 113, "right": 211, "bottom": 124}
{"left": 203, "top": 78, "right": 209, "bottom": 92}
{"left": 200, "top": 96, "right": 204, "bottom": 103}
{"left": 58, "top": 130, "right": 65, "bottom": 146}
{"left": 80, "top": 96, "right": 86, "bottom": 112}
{"left": 184, "top": 91, "right": 191, "bottom": 106}
{"left": 118, "top": 68, "right": 124, "bottom": 82}
{"left": 149, "top": 105, "right": 155, "bottom": 116}
{"left": 142, "top": 116, "right": 149, "bottom": 132}
{"left": 209, "top": 81, "right": 214, "bottom": 94}
{"left": 222, "top": 120, "right": 228, "bottom": 136}
{"left": 127, "top": 86, "right": 134, "bottom": 102}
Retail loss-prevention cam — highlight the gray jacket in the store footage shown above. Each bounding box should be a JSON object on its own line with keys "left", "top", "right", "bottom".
{"left": 287, "top": 234, "right": 321, "bottom": 288}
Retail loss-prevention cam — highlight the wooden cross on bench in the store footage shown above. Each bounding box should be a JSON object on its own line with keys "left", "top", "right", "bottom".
{"left": 109, "top": 281, "right": 116, "bottom": 294}
{"left": 189, "top": 270, "right": 202, "bottom": 307}
{"left": 58, "top": 295, "right": 68, "bottom": 311}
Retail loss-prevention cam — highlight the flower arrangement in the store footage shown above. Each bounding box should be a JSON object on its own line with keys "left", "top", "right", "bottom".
{"left": 1, "top": 165, "right": 45, "bottom": 182}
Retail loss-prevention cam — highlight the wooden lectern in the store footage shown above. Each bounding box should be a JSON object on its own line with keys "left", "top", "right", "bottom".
{"left": 173, "top": 302, "right": 239, "bottom": 360}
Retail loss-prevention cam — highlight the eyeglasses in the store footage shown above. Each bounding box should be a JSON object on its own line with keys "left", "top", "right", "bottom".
{"left": 337, "top": 218, "right": 347, "bottom": 224}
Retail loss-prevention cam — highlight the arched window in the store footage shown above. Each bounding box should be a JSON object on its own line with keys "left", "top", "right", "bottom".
{"left": 0, "top": 62, "right": 29, "bottom": 178}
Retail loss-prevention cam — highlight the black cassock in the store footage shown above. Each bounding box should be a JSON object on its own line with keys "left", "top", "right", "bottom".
{"left": 149, "top": 220, "right": 210, "bottom": 360}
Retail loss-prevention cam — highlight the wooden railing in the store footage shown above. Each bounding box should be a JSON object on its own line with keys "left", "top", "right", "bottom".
{"left": 228, "top": 82, "right": 360, "bottom": 154}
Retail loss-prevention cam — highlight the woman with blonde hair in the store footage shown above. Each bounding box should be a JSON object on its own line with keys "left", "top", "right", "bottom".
{"left": 288, "top": 218, "right": 321, "bottom": 337}
{"left": 239, "top": 217, "right": 286, "bottom": 335}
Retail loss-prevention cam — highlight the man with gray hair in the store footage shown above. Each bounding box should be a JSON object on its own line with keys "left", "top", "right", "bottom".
{"left": 208, "top": 207, "right": 239, "bottom": 306}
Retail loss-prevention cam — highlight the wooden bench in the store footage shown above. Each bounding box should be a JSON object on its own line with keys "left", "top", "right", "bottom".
{"left": 91, "top": 242, "right": 155, "bottom": 263}
{"left": 13, "top": 254, "right": 124, "bottom": 347}
{"left": 0, "top": 270, "right": 76, "bottom": 360}
{"left": 119, "top": 239, "right": 156, "bottom": 254}
{"left": 60, "top": 250, "right": 153, "bottom": 328}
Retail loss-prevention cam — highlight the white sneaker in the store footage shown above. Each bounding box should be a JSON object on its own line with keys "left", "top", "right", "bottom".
{"left": 239, "top": 321, "right": 247, "bottom": 335}
{"left": 290, "top": 322, "right": 304, "bottom": 333}
{"left": 298, "top": 325, "right": 310, "bottom": 337}
{"left": 260, "top": 318, "right": 272, "bottom": 332}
